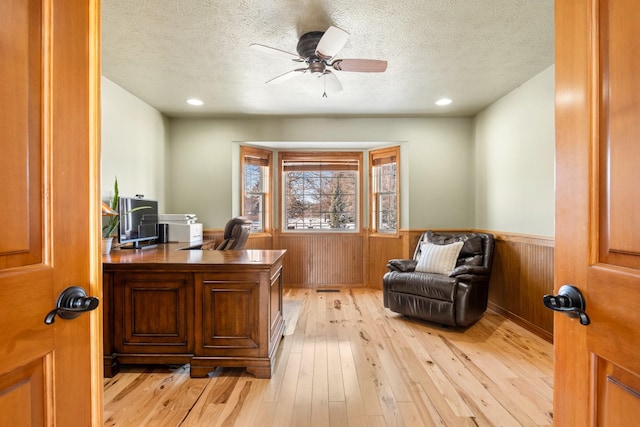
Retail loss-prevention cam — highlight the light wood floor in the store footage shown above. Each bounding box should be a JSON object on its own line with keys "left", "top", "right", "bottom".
{"left": 104, "top": 288, "right": 554, "bottom": 426}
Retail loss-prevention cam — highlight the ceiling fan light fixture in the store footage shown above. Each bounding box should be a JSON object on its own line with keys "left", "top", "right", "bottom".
{"left": 308, "top": 61, "right": 326, "bottom": 76}
{"left": 323, "top": 71, "right": 343, "bottom": 94}
{"left": 435, "top": 98, "right": 452, "bottom": 106}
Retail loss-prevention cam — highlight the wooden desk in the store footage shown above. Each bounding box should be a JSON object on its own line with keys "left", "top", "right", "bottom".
{"left": 102, "top": 244, "right": 286, "bottom": 378}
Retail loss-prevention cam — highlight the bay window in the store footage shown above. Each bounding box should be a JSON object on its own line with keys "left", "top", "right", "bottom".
{"left": 370, "top": 146, "right": 399, "bottom": 233}
{"left": 241, "top": 146, "right": 272, "bottom": 232}
{"left": 280, "top": 152, "right": 362, "bottom": 232}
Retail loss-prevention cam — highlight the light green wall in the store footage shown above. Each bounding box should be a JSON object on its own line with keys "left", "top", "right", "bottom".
{"left": 101, "top": 77, "right": 169, "bottom": 211}
{"left": 473, "top": 65, "right": 555, "bottom": 237}
{"left": 167, "top": 117, "right": 474, "bottom": 229}
{"left": 101, "top": 66, "right": 555, "bottom": 235}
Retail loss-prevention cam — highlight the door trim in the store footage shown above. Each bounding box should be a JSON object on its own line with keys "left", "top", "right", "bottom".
{"left": 88, "top": 0, "right": 103, "bottom": 424}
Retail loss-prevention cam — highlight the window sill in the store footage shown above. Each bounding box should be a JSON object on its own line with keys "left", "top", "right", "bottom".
{"left": 369, "top": 231, "right": 400, "bottom": 238}
{"left": 249, "top": 231, "right": 273, "bottom": 238}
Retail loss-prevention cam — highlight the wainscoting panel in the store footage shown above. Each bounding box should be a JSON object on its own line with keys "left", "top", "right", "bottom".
{"left": 486, "top": 233, "right": 554, "bottom": 341}
{"left": 245, "top": 233, "right": 273, "bottom": 250}
{"left": 366, "top": 231, "right": 410, "bottom": 288}
{"left": 276, "top": 233, "right": 364, "bottom": 287}
{"left": 202, "top": 230, "right": 272, "bottom": 250}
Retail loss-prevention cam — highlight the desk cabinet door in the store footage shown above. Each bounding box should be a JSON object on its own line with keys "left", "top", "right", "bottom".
{"left": 113, "top": 272, "right": 194, "bottom": 353}
{"left": 195, "top": 272, "right": 263, "bottom": 357}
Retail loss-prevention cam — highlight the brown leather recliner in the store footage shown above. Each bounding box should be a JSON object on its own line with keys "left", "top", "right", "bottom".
{"left": 383, "top": 231, "right": 495, "bottom": 327}
{"left": 216, "top": 217, "right": 252, "bottom": 250}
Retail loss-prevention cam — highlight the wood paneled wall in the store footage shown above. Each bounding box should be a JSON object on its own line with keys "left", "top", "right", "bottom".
{"left": 366, "top": 233, "right": 407, "bottom": 288}
{"left": 206, "top": 229, "right": 365, "bottom": 287}
{"left": 484, "top": 232, "right": 554, "bottom": 342}
{"left": 275, "top": 232, "right": 365, "bottom": 288}
{"left": 202, "top": 230, "right": 272, "bottom": 250}
{"left": 204, "top": 228, "right": 555, "bottom": 341}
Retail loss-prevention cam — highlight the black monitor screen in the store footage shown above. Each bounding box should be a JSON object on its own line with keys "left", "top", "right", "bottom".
{"left": 118, "top": 197, "right": 158, "bottom": 247}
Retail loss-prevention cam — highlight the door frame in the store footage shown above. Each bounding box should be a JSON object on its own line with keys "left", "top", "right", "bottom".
{"left": 88, "top": 0, "right": 103, "bottom": 423}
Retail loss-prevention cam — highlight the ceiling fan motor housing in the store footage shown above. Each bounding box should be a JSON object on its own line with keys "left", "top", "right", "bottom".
{"left": 308, "top": 62, "right": 326, "bottom": 76}
{"left": 297, "top": 31, "right": 325, "bottom": 59}
{"left": 297, "top": 31, "right": 328, "bottom": 75}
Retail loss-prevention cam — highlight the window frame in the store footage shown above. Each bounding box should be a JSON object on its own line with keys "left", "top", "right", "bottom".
{"left": 369, "top": 146, "right": 400, "bottom": 235}
{"left": 240, "top": 145, "right": 273, "bottom": 233}
{"left": 279, "top": 151, "right": 363, "bottom": 233}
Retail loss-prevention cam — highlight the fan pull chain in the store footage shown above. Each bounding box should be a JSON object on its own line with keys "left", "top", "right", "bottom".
{"left": 323, "top": 74, "right": 328, "bottom": 98}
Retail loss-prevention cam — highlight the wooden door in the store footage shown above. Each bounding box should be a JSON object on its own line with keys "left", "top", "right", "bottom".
{"left": 0, "top": 0, "right": 102, "bottom": 425}
{"left": 555, "top": 0, "right": 640, "bottom": 425}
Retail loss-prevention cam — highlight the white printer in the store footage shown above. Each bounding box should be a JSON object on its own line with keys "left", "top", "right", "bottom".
{"left": 159, "top": 214, "right": 203, "bottom": 244}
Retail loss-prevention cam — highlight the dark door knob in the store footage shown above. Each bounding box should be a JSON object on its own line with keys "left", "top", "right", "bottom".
{"left": 543, "top": 284, "right": 590, "bottom": 325}
{"left": 44, "top": 286, "right": 99, "bottom": 325}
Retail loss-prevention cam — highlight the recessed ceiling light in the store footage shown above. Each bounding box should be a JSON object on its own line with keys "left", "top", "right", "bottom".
{"left": 435, "top": 98, "right": 452, "bottom": 106}
{"left": 186, "top": 98, "right": 204, "bottom": 106}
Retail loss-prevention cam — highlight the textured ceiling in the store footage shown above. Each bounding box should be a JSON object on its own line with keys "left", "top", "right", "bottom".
{"left": 101, "top": 0, "right": 554, "bottom": 118}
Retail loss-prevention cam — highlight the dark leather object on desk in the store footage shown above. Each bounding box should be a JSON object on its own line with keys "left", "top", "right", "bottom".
{"left": 383, "top": 231, "right": 495, "bottom": 327}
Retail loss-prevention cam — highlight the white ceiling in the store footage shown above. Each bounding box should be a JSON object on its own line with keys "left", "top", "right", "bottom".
{"left": 101, "top": 0, "right": 554, "bottom": 118}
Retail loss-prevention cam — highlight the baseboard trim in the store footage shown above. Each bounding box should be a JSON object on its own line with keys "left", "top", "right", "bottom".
{"left": 488, "top": 301, "right": 553, "bottom": 343}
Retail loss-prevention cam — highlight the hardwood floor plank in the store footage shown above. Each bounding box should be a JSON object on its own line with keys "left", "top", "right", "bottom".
{"left": 357, "top": 289, "right": 417, "bottom": 404}
{"left": 441, "top": 336, "right": 544, "bottom": 426}
{"left": 103, "top": 367, "right": 143, "bottom": 406}
{"left": 338, "top": 335, "right": 368, "bottom": 426}
{"left": 328, "top": 401, "right": 349, "bottom": 427}
{"left": 142, "top": 377, "right": 209, "bottom": 426}
{"left": 103, "top": 288, "right": 554, "bottom": 427}
{"left": 291, "top": 337, "right": 316, "bottom": 426}
{"left": 262, "top": 322, "right": 294, "bottom": 403}
{"left": 346, "top": 291, "right": 405, "bottom": 425}
{"left": 180, "top": 369, "right": 243, "bottom": 426}
{"left": 104, "top": 366, "right": 208, "bottom": 426}
{"left": 326, "top": 292, "right": 347, "bottom": 403}
{"left": 383, "top": 317, "right": 474, "bottom": 419}
{"left": 509, "top": 377, "right": 554, "bottom": 423}
{"left": 210, "top": 379, "right": 253, "bottom": 427}
{"left": 311, "top": 333, "right": 331, "bottom": 427}
{"left": 396, "top": 401, "right": 429, "bottom": 427}
{"left": 414, "top": 329, "right": 522, "bottom": 425}
{"left": 334, "top": 292, "right": 370, "bottom": 424}
{"left": 271, "top": 345, "right": 303, "bottom": 426}
{"left": 344, "top": 327, "right": 384, "bottom": 418}
{"left": 228, "top": 379, "right": 270, "bottom": 427}
{"left": 252, "top": 399, "right": 278, "bottom": 426}
{"left": 397, "top": 341, "right": 472, "bottom": 425}
{"left": 368, "top": 415, "right": 388, "bottom": 426}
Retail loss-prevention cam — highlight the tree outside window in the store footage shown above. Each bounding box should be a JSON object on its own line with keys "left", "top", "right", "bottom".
{"left": 281, "top": 152, "right": 361, "bottom": 232}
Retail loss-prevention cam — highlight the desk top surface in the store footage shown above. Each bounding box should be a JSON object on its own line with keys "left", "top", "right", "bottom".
{"left": 103, "top": 243, "right": 286, "bottom": 269}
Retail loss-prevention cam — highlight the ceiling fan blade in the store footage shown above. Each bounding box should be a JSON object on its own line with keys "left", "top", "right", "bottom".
{"left": 323, "top": 71, "right": 342, "bottom": 94}
{"left": 265, "top": 68, "right": 308, "bottom": 84}
{"left": 315, "top": 26, "right": 349, "bottom": 60}
{"left": 250, "top": 43, "right": 304, "bottom": 62}
{"left": 332, "top": 59, "right": 388, "bottom": 72}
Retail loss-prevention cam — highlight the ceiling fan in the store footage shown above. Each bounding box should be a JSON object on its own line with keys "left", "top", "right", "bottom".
{"left": 250, "top": 26, "right": 388, "bottom": 97}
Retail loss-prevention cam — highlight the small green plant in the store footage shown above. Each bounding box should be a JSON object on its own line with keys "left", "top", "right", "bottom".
{"left": 103, "top": 178, "right": 120, "bottom": 238}
{"left": 102, "top": 178, "right": 152, "bottom": 238}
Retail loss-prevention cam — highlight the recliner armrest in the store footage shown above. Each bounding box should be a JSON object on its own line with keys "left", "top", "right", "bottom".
{"left": 386, "top": 259, "right": 417, "bottom": 272}
{"left": 449, "top": 265, "right": 490, "bottom": 277}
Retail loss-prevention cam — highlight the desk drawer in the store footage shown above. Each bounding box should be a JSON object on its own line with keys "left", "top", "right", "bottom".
{"left": 113, "top": 272, "right": 194, "bottom": 354}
